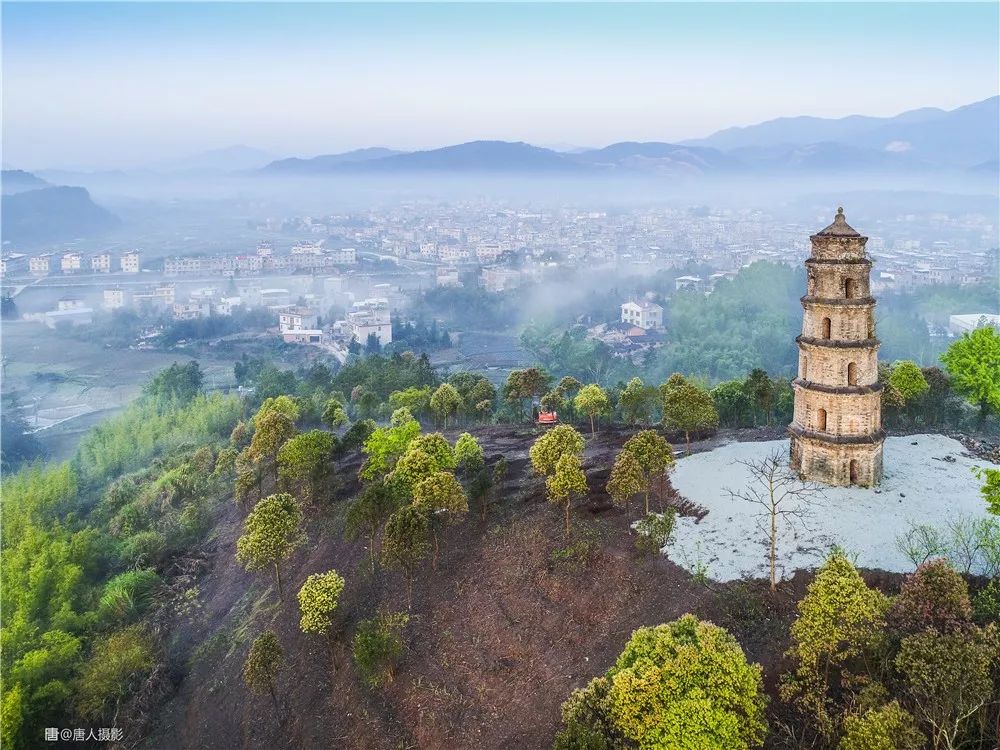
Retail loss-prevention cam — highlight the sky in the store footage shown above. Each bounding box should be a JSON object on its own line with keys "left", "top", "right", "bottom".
{"left": 3, "top": 2, "right": 999, "bottom": 169}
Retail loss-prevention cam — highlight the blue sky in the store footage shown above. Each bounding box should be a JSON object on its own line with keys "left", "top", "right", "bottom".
{"left": 3, "top": 2, "right": 998, "bottom": 169}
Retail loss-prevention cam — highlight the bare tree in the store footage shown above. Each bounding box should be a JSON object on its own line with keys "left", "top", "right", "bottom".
{"left": 725, "top": 450, "right": 823, "bottom": 591}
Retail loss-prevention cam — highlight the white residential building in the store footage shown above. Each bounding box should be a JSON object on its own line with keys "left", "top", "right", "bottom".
{"left": 436, "top": 266, "right": 461, "bottom": 287}
{"left": 61, "top": 253, "right": 84, "bottom": 274}
{"left": 949, "top": 314, "right": 1000, "bottom": 335}
{"left": 481, "top": 267, "right": 521, "bottom": 293}
{"left": 103, "top": 288, "right": 126, "bottom": 310}
{"left": 57, "top": 297, "right": 85, "bottom": 311}
{"left": 29, "top": 254, "right": 52, "bottom": 276}
{"left": 282, "top": 329, "right": 323, "bottom": 344}
{"left": 91, "top": 253, "right": 112, "bottom": 273}
{"left": 172, "top": 301, "right": 211, "bottom": 320}
{"left": 620, "top": 300, "right": 663, "bottom": 330}
{"left": 44, "top": 307, "right": 93, "bottom": 328}
{"left": 121, "top": 251, "right": 141, "bottom": 273}
{"left": 348, "top": 298, "right": 392, "bottom": 346}
{"left": 279, "top": 307, "right": 319, "bottom": 333}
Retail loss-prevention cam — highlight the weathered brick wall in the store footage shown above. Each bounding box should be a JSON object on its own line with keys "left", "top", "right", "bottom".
{"left": 799, "top": 344, "right": 878, "bottom": 386}
{"left": 801, "top": 301, "right": 876, "bottom": 341}
{"left": 791, "top": 387, "right": 882, "bottom": 435}
{"left": 790, "top": 434, "right": 883, "bottom": 487}
{"left": 809, "top": 236, "right": 867, "bottom": 261}
{"left": 806, "top": 262, "right": 872, "bottom": 299}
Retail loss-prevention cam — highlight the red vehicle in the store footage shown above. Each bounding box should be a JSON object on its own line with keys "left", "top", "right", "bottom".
{"left": 536, "top": 409, "right": 558, "bottom": 425}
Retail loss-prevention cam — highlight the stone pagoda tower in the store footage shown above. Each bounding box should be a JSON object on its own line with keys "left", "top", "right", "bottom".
{"left": 789, "top": 208, "right": 884, "bottom": 487}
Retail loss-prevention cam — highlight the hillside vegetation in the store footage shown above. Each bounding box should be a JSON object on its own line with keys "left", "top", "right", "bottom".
{"left": 2, "top": 333, "right": 999, "bottom": 749}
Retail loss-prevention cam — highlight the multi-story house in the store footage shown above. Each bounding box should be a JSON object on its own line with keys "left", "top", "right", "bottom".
{"left": 620, "top": 300, "right": 663, "bottom": 330}
{"left": 121, "top": 251, "right": 141, "bottom": 273}
{"left": 91, "top": 253, "right": 112, "bottom": 273}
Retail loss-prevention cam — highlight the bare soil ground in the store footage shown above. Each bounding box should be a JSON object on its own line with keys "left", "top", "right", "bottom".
{"left": 136, "top": 425, "right": 903, "bottom": 750}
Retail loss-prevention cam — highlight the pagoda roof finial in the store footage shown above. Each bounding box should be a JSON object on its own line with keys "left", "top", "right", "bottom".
{"left": 816, "top": 206, "right": 860, "bottom": 237}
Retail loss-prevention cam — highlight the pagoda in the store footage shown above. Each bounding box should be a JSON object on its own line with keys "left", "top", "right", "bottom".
{"left": 789, "top": 208, "right": 884, "bottom": 486}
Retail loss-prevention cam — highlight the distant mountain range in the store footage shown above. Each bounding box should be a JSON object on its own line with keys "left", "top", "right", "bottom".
{"left": 1, "top": 171, "right": 120, "bottom": 245}
{"left": 254, "top": 96, "right": 997, "bottom": 177}
{"left": 683, "top": 96, "right": 998, "bottom": 169}
{"left": 150, "top": 145, "right": 277, "bottom": 172}
{"left": 2, "top": 169, "right": 51, "bottom": 194}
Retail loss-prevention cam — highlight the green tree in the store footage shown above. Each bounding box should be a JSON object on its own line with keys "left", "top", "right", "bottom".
{"left": 322, "top": 398, "right": 349, "bottom": 429}
{"left": 558, "top": 615, "right": 767, "bottom": 750}
{"left": 344, "top": 483, "right": 401, "bottom": 573}
{"left": 408, "top": 433, "right": 456, "bottom": 471}
{"left": 256, "top": 394, "right": 301, "bottom": 423}
{"left": 529, "top": 424, "right": 585, "bottom": 478}
{"left": 606, "top": 449, "right": 646, "bottom": 518}
{"left": 574, "top": 384, "right": 610, "bottom": 436}
{"left": 618, "top": 377, "right": 658, "bottom": 426}
{"left": 412, "top": 471, "right": 468, "bottom": 568}
{"left": 359, "top": 413, "right": 421, "bottom": 480}
{"left": 547, "top": 453, "right": 588, "bottom": 538}
{"left": 888, "top": 558, "right": 972, "bottom": 635}
{"left": 895, "top": 625, "right": 998, "bottom": 750}
{"left": 236, "top": 493, "right": 305, "bottom": 600}
{"left": 388, "top": 386, "right": 433, "bottom": 422}
{"left": 839, "top": 702, "right": 925, "bottom": 750}
{"left": 352, "top": 611, "right": 409, "bottom": 687}
{"left": 248, "top": 409, "right": 297, "bottom": 481}
{"left": 889, "top": 360, "right": 930, "bottom": 404}
{"left": 243, "top": 630, "right": 282, "bottom": 709}
{"left": 980, "top": 466, "right": 1000, "bottom": 516}
{"left": 381, "top": 505, "right": 431, "bottom": 608}
{"left": 662, "top": 378, "right": 720, "bottom": 450}
{"left": 781, "top": 553, "right": 890, "bottom": 736}
{"left": 713, "top": 380, "right": 754, "bottom": 428}
{"left": 143, "top": 360, "right": 204, "bottom": 404}
{"left": 745, "top": 368, "right": 776, "bottom": 426}
{"left": 297, "top": 570, "right": 346, "bottom": 636}
{"left": 454, "top": 432, "right": 485, "bottom": 475}
{"left": 277, "top": 430, "right": 336, "bottom": 503}
{"left": 621, "top": 430, "right": 675, "bottom": 514}
{"left": 387, "top": 448, "right": 438, "bottom": 495}
{"left": 503, "top": 368, "right": 550, "bottom": 419}
{"left": 940, "top": 326, "right": 1000, "bottom": 422}
{"left": 429, "top": 382, "right": 463, "bottom": 427}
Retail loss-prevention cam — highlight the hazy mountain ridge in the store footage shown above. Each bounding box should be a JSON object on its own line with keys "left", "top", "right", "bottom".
{"left": 261, "top": 147, "right": 405, "bottom": 174}
{"left": 684, "top": 96, "right": 998, "bottom": 167}
{"left": 1, "top": 185, "right": 120, "bottom": 245}
{"left": 2, "top": 169, "right": 51, "bottom": 194}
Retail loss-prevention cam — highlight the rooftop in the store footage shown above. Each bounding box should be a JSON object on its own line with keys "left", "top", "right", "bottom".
{"left": 814, "top": 207, "right": 861, "bottom": 238}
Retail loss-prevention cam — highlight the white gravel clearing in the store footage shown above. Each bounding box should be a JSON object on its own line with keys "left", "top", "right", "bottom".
{"left": 667, "top": 434, "right": 996, "bottom": 581}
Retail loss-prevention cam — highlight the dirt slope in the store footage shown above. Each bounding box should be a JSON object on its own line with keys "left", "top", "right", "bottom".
{"left": 136, "top": 425, "right": 882, "bottom": 750}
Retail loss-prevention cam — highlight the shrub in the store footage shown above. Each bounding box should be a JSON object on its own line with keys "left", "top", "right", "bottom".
{"left": 352, "top": 611, "right": 409, "bottom": 687}
{"left": 74, "top": 626, "right": 157, "bottom": 720}
{"left": 97, "top": 569, "right": 161, "bottom": 623}
{"left": 297, "top": 571, "right": 346, "bottom": 636}
{"left": 972, "top": 579, "right": 1000, "bottom": 623}
{"left": 633, "top": 511, "right": 676, "bottom": 555}
{"left": 888, "top": 558, "right": 971, "bottom": 635}
{"left": 839, "top": 701, "right": 924, "bottom": 750}
{"left": 556, "top": 615, "right": 767, "bottom": 750}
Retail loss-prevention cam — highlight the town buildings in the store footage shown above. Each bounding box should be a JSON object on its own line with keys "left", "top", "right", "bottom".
{"left": 789, "top": 208, "right": 884, "bottom": 487}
